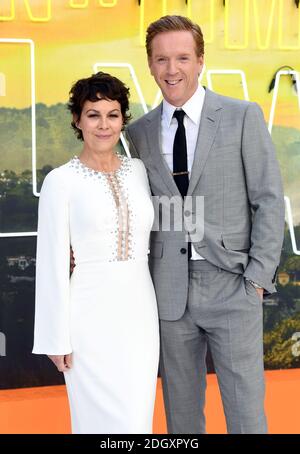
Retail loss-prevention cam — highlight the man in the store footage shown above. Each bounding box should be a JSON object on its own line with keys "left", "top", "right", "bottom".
{"left": 126, "top": 15, "right": 285, "bottom": 434}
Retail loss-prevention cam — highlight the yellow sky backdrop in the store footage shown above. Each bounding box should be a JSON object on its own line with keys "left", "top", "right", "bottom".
{"left": 0, "top": 0, "right": 300, "bottom": 127}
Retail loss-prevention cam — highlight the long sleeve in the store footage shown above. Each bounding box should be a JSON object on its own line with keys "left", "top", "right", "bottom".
{"left": 32, "top": 168, "right": 72, "bottom": 355}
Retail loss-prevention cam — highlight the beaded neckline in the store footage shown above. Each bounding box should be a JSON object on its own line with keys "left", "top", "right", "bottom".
{"left": 71, "top": 154, "right": 127, "bottom": 176}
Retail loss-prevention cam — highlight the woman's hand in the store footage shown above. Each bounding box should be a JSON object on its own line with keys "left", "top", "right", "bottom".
{"left": 48, "top": 353, "right": 73, "bottom": 372}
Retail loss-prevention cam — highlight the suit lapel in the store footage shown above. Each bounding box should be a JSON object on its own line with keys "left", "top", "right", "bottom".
{"left": 187, "top": 89, "right": 222, "bottom": 196}
{"left": 145, "top": 104, "right": 181, "bottom": 198}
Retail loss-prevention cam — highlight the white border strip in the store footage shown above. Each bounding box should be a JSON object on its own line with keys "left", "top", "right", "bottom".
{"left": 0, "top": 72, "right": 6, "bottom": 96}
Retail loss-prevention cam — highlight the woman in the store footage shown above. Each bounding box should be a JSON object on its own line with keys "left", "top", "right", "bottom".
{"left": 32, "top": 72, "right": 159, "bottom": 434}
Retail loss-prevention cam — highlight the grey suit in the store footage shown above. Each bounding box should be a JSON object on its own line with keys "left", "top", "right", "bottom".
{"left": 126, "top": 88, "right": 285, "bottom": 434}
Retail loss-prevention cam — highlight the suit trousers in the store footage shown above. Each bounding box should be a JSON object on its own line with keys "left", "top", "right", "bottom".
{"left": 159, "top": 260, "right": 267, "bottom": 434}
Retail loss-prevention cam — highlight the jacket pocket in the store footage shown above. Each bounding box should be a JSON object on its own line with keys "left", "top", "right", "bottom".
{"left": 149, "top": 241, "right": 163, "bottom": 258}
{"left": 222, "top": 233, "right": 250, "bottom": 251}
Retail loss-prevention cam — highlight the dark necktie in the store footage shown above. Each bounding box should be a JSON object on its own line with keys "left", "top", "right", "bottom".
{"left": 173, "top": 110, "right": 189, "bottom": 198}
{"left": 173, "top": 109, "right": 191, "bottom": 259}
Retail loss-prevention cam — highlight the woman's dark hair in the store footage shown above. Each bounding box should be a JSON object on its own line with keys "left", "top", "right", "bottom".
{"left": 67, "top": 72, "right": 131, "bottom": 141}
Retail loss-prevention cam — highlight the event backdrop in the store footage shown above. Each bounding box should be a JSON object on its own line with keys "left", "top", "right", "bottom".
{"left": 0, "top": 0, "right": 300, "bottom": 389}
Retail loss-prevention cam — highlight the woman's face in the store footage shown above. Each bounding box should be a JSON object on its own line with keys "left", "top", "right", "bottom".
{"left": 77, "top": 97, "right": 123, "bottom": 154}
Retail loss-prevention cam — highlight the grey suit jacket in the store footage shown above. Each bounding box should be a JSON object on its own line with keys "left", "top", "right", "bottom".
{"left": 126, "top": 88, "right": 285, "bottom": 321}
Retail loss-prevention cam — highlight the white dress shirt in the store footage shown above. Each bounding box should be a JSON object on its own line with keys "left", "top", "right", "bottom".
{"left": 161, "top": 84, "right": 206, "bottom": 260}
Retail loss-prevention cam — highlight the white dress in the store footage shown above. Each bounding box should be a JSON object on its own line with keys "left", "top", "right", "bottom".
{"left": 32, "top": 155, "right": 160, "bottom": 434}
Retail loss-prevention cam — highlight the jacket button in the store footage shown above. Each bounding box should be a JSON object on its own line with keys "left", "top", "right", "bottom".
{"left": 180, "top": 248, "right": 187, "bottom": 254}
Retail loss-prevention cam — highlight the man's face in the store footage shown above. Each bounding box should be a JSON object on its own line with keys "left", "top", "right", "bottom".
{"left": 148, "top": 30, "right": 204, "bottom": 107}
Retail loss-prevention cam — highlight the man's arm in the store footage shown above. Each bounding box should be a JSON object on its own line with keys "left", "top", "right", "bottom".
{"left": 241, "top": 102, "right": 285, "bottom": 295}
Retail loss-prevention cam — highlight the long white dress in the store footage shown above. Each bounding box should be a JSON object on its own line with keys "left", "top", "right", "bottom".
{"left": 32, "top": 155, "right": 160, "bottom": 434}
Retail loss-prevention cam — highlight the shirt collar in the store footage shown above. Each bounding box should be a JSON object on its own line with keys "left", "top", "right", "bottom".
{"left": 162, "top": 84, "right": 206, "bottom": 127}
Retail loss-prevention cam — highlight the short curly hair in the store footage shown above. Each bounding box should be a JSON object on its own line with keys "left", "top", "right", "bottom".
{"left": 67, "top": 72, "right": 131, "bottom": 141}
